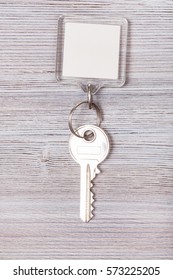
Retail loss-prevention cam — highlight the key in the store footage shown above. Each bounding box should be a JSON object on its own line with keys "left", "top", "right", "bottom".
{"left": 69, "top": 124, "right": 110, "bottom": 222}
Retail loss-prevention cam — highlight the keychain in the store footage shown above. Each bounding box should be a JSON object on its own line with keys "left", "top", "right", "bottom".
{"left": 56, "top": 16, "right": 128, "bottom": 222}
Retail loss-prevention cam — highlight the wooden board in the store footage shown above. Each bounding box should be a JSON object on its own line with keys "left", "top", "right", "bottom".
{"left": 0, "top": 0, "right": 173, "bottom": 259}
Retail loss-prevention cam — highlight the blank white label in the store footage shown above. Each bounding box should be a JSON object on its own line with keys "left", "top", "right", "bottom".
{"left": 62, "top": 22, "right": 121, "bottom": 80}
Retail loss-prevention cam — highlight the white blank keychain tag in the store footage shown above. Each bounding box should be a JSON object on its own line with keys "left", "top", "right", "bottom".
{"left": 56, "top": 16, "right": 128, "bottom": 88}
{"left": 62, "top": 22, "right": 121, "bottom": 80}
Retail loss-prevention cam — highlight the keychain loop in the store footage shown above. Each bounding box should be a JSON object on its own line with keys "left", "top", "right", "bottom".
{"left": 87, "top": 83, "right": 92, "bottom": 109}
{"left": 68, "top": 101, "right": 102, "bottom": 138}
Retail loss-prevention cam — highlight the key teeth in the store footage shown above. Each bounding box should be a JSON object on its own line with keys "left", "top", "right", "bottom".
{"left": 90, "top": 189, "right": 95, "bottom": 220}
{"left": 89, "top": 167, "right": 98, "bottom": 221}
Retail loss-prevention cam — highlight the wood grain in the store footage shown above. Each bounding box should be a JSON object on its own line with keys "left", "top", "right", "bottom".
{"left": 0, "top": 0, "right": 173, "bottom": 259}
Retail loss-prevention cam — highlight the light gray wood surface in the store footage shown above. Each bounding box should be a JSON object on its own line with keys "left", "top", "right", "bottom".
{"left": 0, "top": 0, "right": 173, "bottom": 259}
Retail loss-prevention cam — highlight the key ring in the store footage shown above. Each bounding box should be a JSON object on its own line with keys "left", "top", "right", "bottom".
{"left": 68, "top": 101, "right": 102, "bottom": 138}
{"left": 87, "top": 83, "right": 92, "bottom": 109}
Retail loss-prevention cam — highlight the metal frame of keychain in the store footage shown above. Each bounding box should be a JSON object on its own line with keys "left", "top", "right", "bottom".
{"left": 56, "top": 15, "right": 128, "bottom": 222}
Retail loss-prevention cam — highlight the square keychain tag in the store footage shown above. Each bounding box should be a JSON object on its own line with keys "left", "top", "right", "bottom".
{"left": 56, "top": 16, "right": 128, "bottom": 89}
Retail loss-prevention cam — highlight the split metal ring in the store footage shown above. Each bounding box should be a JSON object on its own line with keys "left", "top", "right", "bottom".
{"left": 87, "top": 83, "right": 92, "bottom": 109}
{"left": 68, "top": 101, "right": 102, "bottom": 138}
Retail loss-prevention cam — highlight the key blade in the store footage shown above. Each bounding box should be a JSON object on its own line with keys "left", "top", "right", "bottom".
{"left": 80, "top": 163, "right": 95, "bottom": 222}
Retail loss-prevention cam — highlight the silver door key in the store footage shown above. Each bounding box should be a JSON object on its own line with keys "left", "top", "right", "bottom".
{"left": 69, "top": 125, "right": 110, "bottom": 222}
